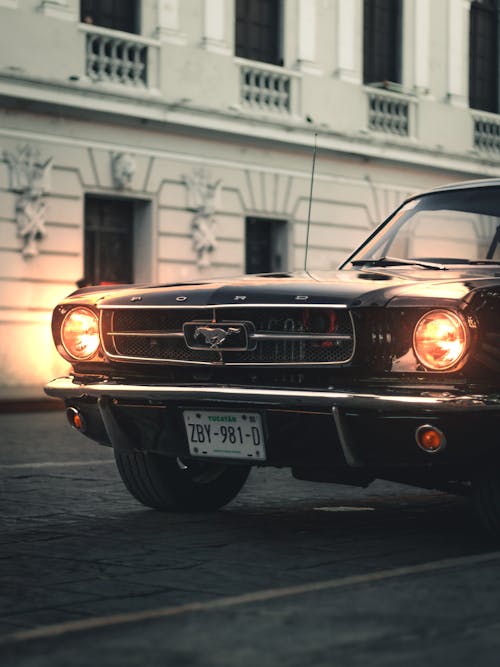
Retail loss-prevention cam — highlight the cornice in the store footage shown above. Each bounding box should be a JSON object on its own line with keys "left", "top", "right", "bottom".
{"left": 1, "top": 71, "right": 500, "bottom": 177}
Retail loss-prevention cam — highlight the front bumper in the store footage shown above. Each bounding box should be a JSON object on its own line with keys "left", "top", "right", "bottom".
{"left": 45, "top": 377, "right": 500, "bottom": 471}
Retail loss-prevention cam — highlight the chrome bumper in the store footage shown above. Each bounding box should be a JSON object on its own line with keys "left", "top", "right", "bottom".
{"left": 44, "top": 377, "right": 500, "bottom": 413}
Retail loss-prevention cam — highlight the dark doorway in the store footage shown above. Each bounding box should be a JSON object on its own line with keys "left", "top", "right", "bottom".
{"left": 84, "top": 197, "right": 134, "bottom": 286}
{"left": 80, "top": 0, "right": 139, "bottom": 34}
{"left": 245, "top": 217, "right": 287, "bottom": 274}
{"left": 235, "top": 0, "right": 282, "bottom": 65}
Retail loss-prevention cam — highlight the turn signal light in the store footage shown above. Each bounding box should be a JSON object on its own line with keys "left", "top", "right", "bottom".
{"left": 66, "top": 407, "right": 86, "bottom": 432}
{"left": 415, "top": 425, "right": 446, "bottom": 453}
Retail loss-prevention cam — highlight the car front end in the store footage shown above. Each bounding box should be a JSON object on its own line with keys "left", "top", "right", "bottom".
{"left": 45, "top": 179, "right": 500, "bottom": 533}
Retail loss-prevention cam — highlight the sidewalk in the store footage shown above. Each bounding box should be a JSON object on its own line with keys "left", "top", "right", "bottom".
{"left": 0, "top": 385, "right": 63, "bottom": 413}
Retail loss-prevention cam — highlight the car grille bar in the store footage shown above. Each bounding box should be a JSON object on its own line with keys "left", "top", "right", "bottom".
{"left": 100, "top": 305, "right": 355, "bottom": 366}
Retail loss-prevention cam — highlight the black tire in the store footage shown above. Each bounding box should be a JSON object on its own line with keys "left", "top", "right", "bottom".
{"left": 472, "top": 474, "right": 500, "bottom": 538}
{"left": 114, "top": 449, "right": 251, "bottom": 512}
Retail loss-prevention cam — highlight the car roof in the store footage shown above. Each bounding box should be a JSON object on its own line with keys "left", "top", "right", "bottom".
{"left": 425, "top": 177, "right": 500, "bottom": 196}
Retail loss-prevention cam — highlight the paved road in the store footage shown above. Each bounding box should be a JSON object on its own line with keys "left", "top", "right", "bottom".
{"left": 1, "top": 411, "right": 499, "bottom": 666}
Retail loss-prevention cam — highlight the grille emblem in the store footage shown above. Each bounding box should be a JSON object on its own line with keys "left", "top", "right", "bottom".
{"left": 183, "top": 322, "right": 250, "bottom": 351}
{"left": 195, "top": 326, "right": 240, "bottom": 348}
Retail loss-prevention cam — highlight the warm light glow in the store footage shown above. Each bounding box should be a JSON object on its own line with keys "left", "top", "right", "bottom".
{"left": 61, "top": 307, "right": 100, "bottom": 360}
{"left": 413, "top": 310, "right": 467, "bottom": 370}
{"left": 420, "top": 428, "right": 441, "bottom": 450}
{"left": 416, "top": 425, "right": 446, "bottom": 452}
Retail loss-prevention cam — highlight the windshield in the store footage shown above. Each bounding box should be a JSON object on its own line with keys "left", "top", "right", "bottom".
{"left": 343, "top": 186, "right": 500, "bottom": 267}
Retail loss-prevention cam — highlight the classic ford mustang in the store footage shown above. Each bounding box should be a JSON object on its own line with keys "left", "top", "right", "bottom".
{"left": 45, "top": 178, "right": 500, "bottom": 535}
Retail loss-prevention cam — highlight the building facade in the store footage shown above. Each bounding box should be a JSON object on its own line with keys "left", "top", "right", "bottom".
{"left": 1, "top": 0, "right": 499, "bottom": 388}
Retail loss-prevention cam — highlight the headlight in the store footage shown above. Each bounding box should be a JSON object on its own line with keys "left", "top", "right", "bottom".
{"left": 61, "top": 307, "right": 100, "bottom": 360}
{"left": 413, "top": 310, "right": 468, "bottom": 371}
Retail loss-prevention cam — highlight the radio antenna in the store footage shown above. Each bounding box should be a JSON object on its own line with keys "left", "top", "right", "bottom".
{"left": 304, "top": 133, "right": 318, "bottom": 271}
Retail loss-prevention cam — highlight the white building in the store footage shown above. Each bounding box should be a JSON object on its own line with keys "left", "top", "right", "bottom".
{"left": 1, "top": 0, "right": 499, "bottom": 390}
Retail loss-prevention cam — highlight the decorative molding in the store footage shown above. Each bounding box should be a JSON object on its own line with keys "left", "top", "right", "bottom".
{"left": 37, "top": 0, "right": 76, "bottom": 21}
{"left": 3, "top": 144, "right": 53, "bottom": 258}
{"left": 15, "top": 195, "right": 48, "bottom": 258}
{"left": 112, "top": 152, "right": 136, "bottom": 189}
{"left": 183, "top": 169, "right": 222, "bottom": 268}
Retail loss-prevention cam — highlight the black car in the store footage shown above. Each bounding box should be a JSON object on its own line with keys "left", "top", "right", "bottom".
{"left": 45, "top": 178, "right": 500, "bottom": 535}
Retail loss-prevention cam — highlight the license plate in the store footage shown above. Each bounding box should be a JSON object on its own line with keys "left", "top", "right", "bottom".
{"left": 183, "top": 410, "right": 266, "bottom": 461}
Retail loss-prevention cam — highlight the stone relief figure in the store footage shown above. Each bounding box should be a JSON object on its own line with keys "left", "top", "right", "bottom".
{"left": 3, "top": 144, "right": 53, "bottom": 258}
{"left": 112, "top": 152, "right": 136, "bottom": 189}
{"left": 15, "top": 195, "right": 47, "bottom": 259}
{"left": 183, "top": 168, "right": 222, "bottom": 268}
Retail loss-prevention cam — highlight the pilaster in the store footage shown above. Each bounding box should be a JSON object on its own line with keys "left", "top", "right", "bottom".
{"left": 447, "top": 0, "right": 471, "bottom": 106}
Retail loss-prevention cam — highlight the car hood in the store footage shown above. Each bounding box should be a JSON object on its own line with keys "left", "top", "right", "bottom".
{"left": 69, "top": 266, "right": 500, "bottom": 309}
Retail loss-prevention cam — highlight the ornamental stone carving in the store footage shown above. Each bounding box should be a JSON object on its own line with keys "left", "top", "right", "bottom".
{"left": 4, "top": 144, "right": 53, "bottom": 258}
{"left": 183, "top": 169, "right": 222, "bottom": 268}
{"left": 112, "top": 152, "right": 136, "bottom": 189}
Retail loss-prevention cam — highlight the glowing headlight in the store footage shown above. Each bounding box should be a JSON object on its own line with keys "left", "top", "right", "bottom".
{"left": 413, "top": 310, "right": 468, "bottom": 371}
{"left": 61, "top": 307, "right": 100, "bottom": 360}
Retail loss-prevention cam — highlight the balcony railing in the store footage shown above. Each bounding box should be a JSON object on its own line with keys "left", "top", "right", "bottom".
{"left": 473, "top": 112, "right": 500, "bottom": 154}
{"left": 366, "top": 88, "right": 416, "bottom": 137}
{"left": 80, "top": 24, "right": 159, "bottom": 89}
{"left": 236, "top": 58, "right": 300, "bottom": 116}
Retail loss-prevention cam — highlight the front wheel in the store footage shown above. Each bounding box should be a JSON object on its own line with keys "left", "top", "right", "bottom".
{"left": 114, "top": 449, "right": 251, "bottom": 512}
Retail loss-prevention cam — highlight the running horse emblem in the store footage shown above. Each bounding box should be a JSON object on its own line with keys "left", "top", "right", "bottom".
{"left": 194, "top": 325, "right": 242, "bottom": 349}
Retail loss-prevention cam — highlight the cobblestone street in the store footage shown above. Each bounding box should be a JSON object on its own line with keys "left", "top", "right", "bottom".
{"left": 1, "top": 411, "right": 499, "bottom": 666}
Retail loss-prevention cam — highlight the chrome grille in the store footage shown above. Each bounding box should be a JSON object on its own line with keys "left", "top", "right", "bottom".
{"left": 101, "top": 305, "right": 355, "bottom": 365}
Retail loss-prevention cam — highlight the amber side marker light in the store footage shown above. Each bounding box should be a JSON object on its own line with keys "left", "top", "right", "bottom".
{"left": 66, "top": 407, "right": 86, "bottom": 432}
{"left": 415, "top": 424, "right": 446, "bottom": 453}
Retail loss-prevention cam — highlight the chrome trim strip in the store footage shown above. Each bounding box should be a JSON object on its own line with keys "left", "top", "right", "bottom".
{"left": 252, "top": 333, "right": 353, "bottom": 341}
{"left": 100, "top": 354, "right": 352, "bottom": 367}
{"left": 99, "top": 303, "right": 349, "bottom": 310}
{"left": 108, "top": 331, "right": 184, "bottom": 338}
{"left": 108, "top": 331, "right": 352, "bottom": 342}
{"left": 45, "top": 378, "right": 500, "bottom": 412}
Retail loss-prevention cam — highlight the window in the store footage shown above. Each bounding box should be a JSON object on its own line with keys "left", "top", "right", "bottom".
{"left": 235, "top": 0, "right": 282, "bottom": 65}
{"left": 245, "top": 218, "right": 287, "bottom": 274}
{"left": 363, "top": 0, "right": 402, "bottom": 85}
{"left": 83, "top": 197, "right": 134, "bottom": 286}
{"left": 80, "top": 0, "right": 139, "bottom": 34}
{"left": 469, "top": 0, "right": 498, "bottom": 112}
